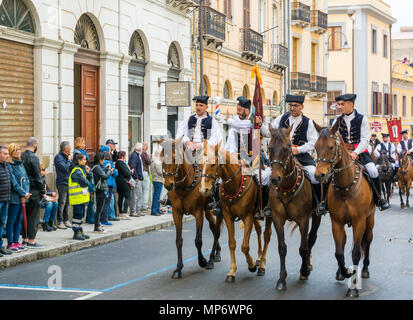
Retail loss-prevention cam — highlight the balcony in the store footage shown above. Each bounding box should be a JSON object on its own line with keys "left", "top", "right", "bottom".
{"left": 240, "top": 28, "right": 263, "bottom": 62}
{"left": 310, "top": 10, "right": 328, "bottom": 34}
{"left": 310, "top": 75, "right": 327, "bottom": 98}
{"left": 200, "top": 5, "right": 226, "bottom": 49}
{"left": 166, "top": 0, "right": 198, "bottom": 14}
{"left": 291, "top": 2, "right": 311, "bottom": 28}
{"left": 291, "top": 72, "right": 311, "bottom": 93}
{"left": 270, "top": 44, "right": 289, "bottom": 72}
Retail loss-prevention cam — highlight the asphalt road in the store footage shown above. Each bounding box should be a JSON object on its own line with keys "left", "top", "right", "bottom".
{"left": 0, "top": 193, "right": 412, "bottom": 300}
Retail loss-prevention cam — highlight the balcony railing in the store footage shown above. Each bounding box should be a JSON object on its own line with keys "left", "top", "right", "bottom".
{"left": 240, "top": 28, "right": 263, "bottom": 61}
{"left": 311, "top": 10, "right": 328, "bottom": 34}
{"left": 291, "top": 72, "right": 311, "bottom": 92}
{"left": 271, "top": 44, "right": 289, "bottom": 69}
{"left": 310, "top": 75, "right": 327, "bottom": 93}
{"left": 291, "top": 2, "right": 311, "bottom": 27}
{"left": 200, "top": 6, "right": 226, "bottom": 43}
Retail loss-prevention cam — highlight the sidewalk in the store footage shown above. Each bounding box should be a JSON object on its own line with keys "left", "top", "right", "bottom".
{"left": 0, "top": 212, "right": 194, "bottom": 270}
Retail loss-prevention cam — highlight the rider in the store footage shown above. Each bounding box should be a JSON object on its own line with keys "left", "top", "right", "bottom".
{"left": 260, "top": 94, "right": 327, "bottom": 217}
{"left": 318, "top": 93, "right": 390, "bottom": 213}
{"left": 374, "top": 133, "right": 398, "bottom": 179}
{"left": 370, "top": 133, "right": 381, "bottom": 148}
{"left": 396, "top": 130, "right": 413, "bottom": 161}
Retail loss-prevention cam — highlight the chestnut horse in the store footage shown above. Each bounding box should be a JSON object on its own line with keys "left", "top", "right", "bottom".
{"left": 266, "top": 127, "right": 322, "bottom": 291}
{"left": 161, "top": 139, "right": 222, "bottom": 279}
{"left": 396, "top": 151, "right": 413, "bottom": 209}
{"left": 314, "top": 122, "right": 375, "bottom": 298}
{"left": 199, "top": 143, "right": 269, "bottom": 282}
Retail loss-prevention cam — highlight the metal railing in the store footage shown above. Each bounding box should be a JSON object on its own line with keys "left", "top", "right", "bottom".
{"left": 291, "top": 72, "right": 311, "bottom": 91}
{"left": 291, "top": 2, "right": 311, "bottom": 24}
{"left": 271, "top": 44, "right": 289, "bottom": 68}
{"left": 200, "top": 5, "right": 226, "bottom": 42}
{"left": 240, "top": 28, "right": 263, "bottom": 57}
{"left": 311, "top": 10, "right": 328, "bottom": 31}
{"left": 310, "top": 75, "right": 327, "bottom": 93}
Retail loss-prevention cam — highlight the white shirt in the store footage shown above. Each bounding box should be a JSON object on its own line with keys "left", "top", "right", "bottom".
{"left": 175, "top": 120, "right": 186, "bottom": 140}
{"left": 332, "top": 112, "right": 370, "bottom": 155}
{"left": 374, "top": 141, "right": 396, "bottom": 159}
{"left": 396, "top": 138, "right": 413, "bottom": 154}
{"left": 225, "top": 117, "right": 268, "bottom": 153}
{"left": 182, "top": 113, "right": 221, "bottom": 145}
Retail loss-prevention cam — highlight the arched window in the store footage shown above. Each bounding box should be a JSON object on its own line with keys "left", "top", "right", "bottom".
{"left": 200, "top": 75, "right": 210, "bottom": 96}
{"left": 272, "top": 90, "right": 278, "bottom": 105}
{"left": 243, "top": 85, "right": 250, "bottom": 99}
{"left": 129, "top": 31, "right": 146, "bottom": 62}
{"left": 0, "top": 0, "right": 35, "bottom": 33}
{"left": 74, "top": 14, "right": 100, "bottom": 51}
{"left": 272, "top": 4, "right": 279, "bottom": 44}
{"left": 223, "top": 80, "right": 232, "bottom": 99}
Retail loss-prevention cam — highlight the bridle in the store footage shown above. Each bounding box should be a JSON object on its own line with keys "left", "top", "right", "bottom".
{"left": 270, "top": 143, "right": 296, "bottom": 180}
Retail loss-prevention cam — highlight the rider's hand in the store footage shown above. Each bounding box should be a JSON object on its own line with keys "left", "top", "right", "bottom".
{"left": 350, "top": 152, "right": 358, "bottom": 161}
{"left": 186, "top": 141, "right": 194, "bottom": 151}
{"left": 292, "top": 147, "right": 299, "bottom": 155}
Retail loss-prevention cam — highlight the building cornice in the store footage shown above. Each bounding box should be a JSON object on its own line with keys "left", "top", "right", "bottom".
{"left": 0, "top": 26, "right": 35, "bottom": 45}
{"left": 328, "top": 5, "right": 397, "bottom": 25}
{"left": 34, "top": 38, "right": 79, "bottom": 54}
{"left": 392, "top": 78, "right": 413, "bottom": 91}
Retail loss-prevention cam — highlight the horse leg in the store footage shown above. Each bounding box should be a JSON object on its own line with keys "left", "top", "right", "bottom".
{"left": 298, "top": 219, "right": 311, "bottom": 280}
{"left": 223, "top": 210, "right": 237, "bottom": 283}
{"left": 204, "top": 209, "right": 221, "bottom": 269}
{"left": 253, "top": 219, "right": 263, "bottom": 267}
{"left": 273, "top": 216, "right": 287, "bottom": 291}
{"left": 308, "top": 211, "right": 322, "bottom": 271}
{"left": 332, "top": 220, "right": 352, "bottom": 281}
{"left": 361, "top": 213, "right": 375, "bottom": 279}
{"left": 171, "top": 210, "right": 184, "bottom": 279}
{"left": 257, "top": 217, "right": 272, "bottom": 276}
{"left": 241, "top": 214, "right": 257, "bottom": 273}
{"left": 400, "top": 182, "right": 405, "bottom": 209}
{"left": 406, "top": 180, "right": 411, "bottom": 208}
{"left": 194, "top": 210, "right": 208, "bottom": 268}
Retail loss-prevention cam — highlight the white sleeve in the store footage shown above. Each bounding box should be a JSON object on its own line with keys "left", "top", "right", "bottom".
{"left": 409, "top": 141, "right": 413, "bottom": 152}
{"left": 225, "top": 128, "right": 237, "bottom": 153}
{"left": 373, "top": 144, "right": 381, "bottom": 158}
{"left": 391, "top": 143, "right": 397, "bottom": 157}
{"left": 175, "top": 121, "right": 185, "bottom": 139}
{"left": 397, "top": 143, "right": 402, "bottom": 154}
{"left": 207, "top": 119, "right": 221, "bottom": 145}
{"left": 270, "top": 115, "right": 282, "bottom": 129}
{"left": 260, "top": 123, "right": 271, "bottom": 138}
{"left": 297, "top": 120, "right": 318, "bottom": 154}
{"left": 354, "top": 116, "right": 370, "bottom": 155}
{"left": 182, "top": 118, "right": 190, "bottom": 145}
{"left": 227, "top": 118, "right": 251, "bottom": 130}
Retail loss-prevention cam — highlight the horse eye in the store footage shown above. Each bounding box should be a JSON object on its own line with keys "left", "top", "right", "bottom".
{"left": 329, "top": 146, "right": 334, "bottom": 150}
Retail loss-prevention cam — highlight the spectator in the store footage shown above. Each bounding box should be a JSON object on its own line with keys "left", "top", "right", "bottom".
{"left": 150, "top": 149, "right": 164, "bottom": 216}
{"left": 140, "top": 142, "right": 152, "bottom": 214}
{"left": 39, "top": 164, "right": 58, "bottom": 232}
{"left": 21, "top": 137, "right": 46, "bottom": 249}
{"left": 69, "top": 152, "right": 92, "bottom": 240}
{"left": 54, "top": 141, "right": 72, "bottom": 229}
{"left": 73, "top": 137, "right": 89, "bottom": 161}
{"left": 128, "top": 142, "right": 144, "bottom": 217}
{"left": 99, "top": 148, "right": 119, "bottom": 225}
{"left": 6, "top": 143, "right": 30, "bottom": 253}
{"left": 115, "top": 151, "right": 132, "bottom": 220}
{"left": 106, "top": 139, "right": 119, "bottom": 163}
{"left": 91, "top": 152, "right": 113, "bottom": 233}
{"left": 0, "top": 145, "right": 12, "bottom": 256}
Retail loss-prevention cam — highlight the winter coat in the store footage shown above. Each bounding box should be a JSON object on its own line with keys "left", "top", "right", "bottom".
{"left": 0, "top": 161, "right": 11, "bottom": 202}
{"left": 91, "top": 164, "right": 111, "bottom": 192}
{"left": 115, "top": 160, "right": 132, "bottom": 194}
{"left": 103, "top": 160, "right": 118, "bottom": 189}
{"left": 7, "top": 160, "right": 30, "bottom": 205}
{"left": 21, "top": 150, "right": 45, "bottom": 198}
{"left": 150, "top": 158, "right": 164, "bottom": 183}
{"left": 54, "top": 152, "right": 72, "bottom": 186}
{"left": 128, "top": 151, "right": 143, "bottom": 181}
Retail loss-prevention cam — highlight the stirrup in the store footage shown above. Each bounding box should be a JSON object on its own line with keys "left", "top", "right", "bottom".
{"left": 378, "top": 199, "right": 390, "bottom": 211}
{"left": 263, "top": 206, "right": 272, "bottom": 218}
{"left": 316, "top": 201, "right": 328, "bottom": 217}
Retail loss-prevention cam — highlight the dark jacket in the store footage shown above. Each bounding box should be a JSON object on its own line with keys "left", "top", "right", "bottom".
{"left": 111, "top": 150, "right": 119, "bottom": 163}
{"left": 140, "top": 150, "right": 152, "bottom": 173}
{"left": 21, "top": 150, "right": 45, "bottom": 198}
{"left": 0, "top": 161, "right": 11, "bottom": 202}
{"left": 91, "top": 164, "right": 111, "bottom": 192}
{"left": 54, "top": 152, "right": 72, "bottom": 186}
{"left": 115, "top": 160, "right": 132, "bottom": 193}
{"left": 128, "top": 151, "right": 143, "bottom": 181}
{"left": 40, "top": 175, "right": 54, "bottom": 197}
{"left": 70, "top": 165, "right": 91, "bottom": 188}
{"left": 8, "top": 160, "right": 30, "bottom": 205}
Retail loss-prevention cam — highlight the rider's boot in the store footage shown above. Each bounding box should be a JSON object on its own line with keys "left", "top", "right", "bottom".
{"left": 254, "top": 186, "right": 266, "bottom": 220}
{"left": 393, "top": 167, "right": 399, "bottom": 182}
{"left": 371, "top": 176, "right": 390, "bottom": 211}
{"left": 262, "top": 185, "right": 272, "bottom": 218}
{"left": 208, "top": 184, "right": 222, "bottom": 216}
{"left": 315, "top": 183, "right": 329, "bottom": 216}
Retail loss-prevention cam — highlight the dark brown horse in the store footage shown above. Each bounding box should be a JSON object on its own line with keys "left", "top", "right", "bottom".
{"left": 314, "top": 122, "right": 375, "bottom": 298}
{"left": 266, "top": 127, "right": 322, "bottom": 291}
{"left": 199, "top": 143, "right": 268, "bottom": 282}
{"left": 396, "top": 151, "right": 413, "bottom": 209}
{"left": 161, "top": 138, "right": 222, "bottom": 279}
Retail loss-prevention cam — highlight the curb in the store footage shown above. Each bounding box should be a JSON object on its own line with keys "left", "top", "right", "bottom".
{"left": 0, "top": 215, "right": 195, "bottom": 270}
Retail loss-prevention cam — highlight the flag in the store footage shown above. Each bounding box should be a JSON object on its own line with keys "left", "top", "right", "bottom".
{"left": 251, "top": 65, "right": 263, "bottom": 130}
{"left": 386, "top": 117, "right": 402, "bottom": 143}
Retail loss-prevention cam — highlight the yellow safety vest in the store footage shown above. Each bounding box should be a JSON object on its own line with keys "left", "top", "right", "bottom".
{"left": 68, "top": 167, "right": 90, "bottom": 205}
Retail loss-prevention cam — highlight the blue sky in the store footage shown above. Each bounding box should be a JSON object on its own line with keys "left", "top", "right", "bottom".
{"left": 387, "top": 0, "right": 412, "bottom": 32}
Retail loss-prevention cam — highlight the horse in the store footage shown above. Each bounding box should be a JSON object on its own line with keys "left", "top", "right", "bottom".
{"left": 266, "top": 126, "right": 322, "bottom": 291}
{"left": 160, "top": 138, "right": 222, "bottom": 279}
{"left": 199, "top": 142, "right": 269, "bottom": 283}
{"left": 313, "top": 121, "right": 375, "bottom": 298}
{"left": 396, "top": 151, "right": 413, "bottom": 209}
{"left": 376, "top": 149, "right": 394, "bottom": 204}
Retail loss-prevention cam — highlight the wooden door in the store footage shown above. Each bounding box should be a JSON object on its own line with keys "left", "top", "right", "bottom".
{"left": 81, "top": 64, "right": 99, "bottom": 154}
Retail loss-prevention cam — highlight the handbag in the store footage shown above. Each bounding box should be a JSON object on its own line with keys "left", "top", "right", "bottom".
{"left": 128, "top": 178, "right": 135, "bottom": 190}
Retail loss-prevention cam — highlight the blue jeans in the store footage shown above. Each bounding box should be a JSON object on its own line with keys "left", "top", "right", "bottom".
{"left": 108, "top": 189, "right": 116, "bottom": 220}
{"left": 72, "top": 204, "right": 86, "bottom": 233}
{"left": 100, "top": 188, "right": 113, "bottom": 223}
{"left": 151, "top": 182, "right": 163, "bottom": 214}
{"left": 42, "top": 201, "right": 57, "bottom": 223}
{"left": 86, "top": 195, "right": 95, "bottom": 223}
{"left": 6, "top": 204, "right": 23, "bottom": 245}
{"left": 0, "top": 202, "right": 9, "bottom": 248}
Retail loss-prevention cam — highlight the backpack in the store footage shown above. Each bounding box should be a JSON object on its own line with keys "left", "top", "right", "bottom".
{"left": 90, "top": 165, "right": 103, "bottom": 191}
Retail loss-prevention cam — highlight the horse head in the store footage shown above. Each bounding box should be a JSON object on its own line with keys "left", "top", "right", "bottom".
{"left": 398, "top": 151, "right": 410, "bottom": 175}
{"left": 199, "top": 140, "right": 222, "bottom": 197}
{"left": 268, "top": 126, "right": 294, "bottom": 186}
{"left": 161, "top": 137, "right": 183, "bottom": 191}
{"left": 378, "top": 149, "right": 390, "bottom": 172}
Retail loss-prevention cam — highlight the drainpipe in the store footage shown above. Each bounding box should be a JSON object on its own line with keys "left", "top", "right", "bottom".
{"left": 389, "top": 24, "right": 393, "bottom": 117}
{"left": 57, "top": 0, "right": 63, "bottom": 152}
{"left": 193, "top": 8, "right": 198, "bottom": 97}
{"left": 118, "top": 0, "right": 123, "bottom": 149}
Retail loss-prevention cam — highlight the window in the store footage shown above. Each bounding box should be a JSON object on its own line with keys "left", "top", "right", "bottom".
{"left": 383, "top": 33, "right": 388, "bottom": 58}
{"left": 327, "top": 90, "right": 342, "bottom": 115}
{"left": 272, "top": 5, "right": 279, "bottom": 44}
{"left": 259, "top": 0, "right": 267, "bottom": 41}
{"left": 224, "top": 0, "right": 232, "bottom": 21}
{"left": 393, "top": 94, "right": 398, "bottom": 116}
{"left": 243, "top": 0, "right": 250, "bottom": 28}
{"left": 292, "top": 37, "right": 299, "bottom": 72}
{"left": 328, "top": 26, "right": 342, "bottom": 51}
{"left": 372, "top": 91, "right": 382, "bottom": 115}
{"left": 223, "top": 81, "right": 232, "bottom": 99}
{"left": 372, "top": 28, "right": 377, "bottom": 54}
{"left": 403, "top": 95, "right": 407, "bottom": 117}
{"left": 411, "top": 96, "right": 413, "bottom": 119}
{"left": 384, "top": 93, "right": 393, "bottom": 115}
{"left": 311, "top": 43, "right": 317, "bottom": 75}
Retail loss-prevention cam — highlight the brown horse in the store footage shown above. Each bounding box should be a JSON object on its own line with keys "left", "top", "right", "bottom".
{"left": 161, "top": 138, "right": 222, "bottom": 279}
{"left": 314, "top": 122, "right": 375, "bottom": 298}
{"left": 396, "top": 151, "right": 413, "bottom": 209}
{"left": 265, "top": 127, "right": 322, "bottom": 291}
{"left": 199, "top": 142, "right": 268, "bottom": 282}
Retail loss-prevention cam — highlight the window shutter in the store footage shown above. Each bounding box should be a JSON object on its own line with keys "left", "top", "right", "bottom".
{"left": 378, "top": 92, "right": 382, "bottom": 115}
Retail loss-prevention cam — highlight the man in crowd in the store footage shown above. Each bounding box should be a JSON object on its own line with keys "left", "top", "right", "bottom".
{"left": 140, "top": 142, "right": 152, "bottom": 214}
{"left": 374, "top": 133, "right": 398, "bottom": 180}
{"left": 129, "top": 142, "right": 144, "bottom": 217}
{"left": 54, "top": 141, "right": 72, "bottom": 229}
{"left": 0, "top": 146, "right": 12, "bottom": 256}
{"left": 370, "top": 133, "right": 381, "bottom": 148}
{"left": 106, "top": 139, "right": 119, "bottom": 163}
{"left": 397, "top": 130, "right": 413, "bottom": 160}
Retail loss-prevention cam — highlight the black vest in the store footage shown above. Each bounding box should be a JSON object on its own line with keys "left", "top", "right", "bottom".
{"left": 400, "top": 139, "right": 413, "bottom": 151}
{"left": 187, "top": 112, "right": 213, "bottom": 141}
{"left": 379, "top": 142, "right": 395, "bottom": 163}
{"left": 337, "top": 110, "right": 364, "bottom": 144}
{"left": 279, "top": 112, "right": 309, "bottom": 146}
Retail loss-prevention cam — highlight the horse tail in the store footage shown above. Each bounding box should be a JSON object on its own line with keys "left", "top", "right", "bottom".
{"left": 289, "top": 221, "right": 299, "bottom": 236}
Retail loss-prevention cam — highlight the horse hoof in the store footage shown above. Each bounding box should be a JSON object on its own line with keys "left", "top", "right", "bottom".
{"left": 346, "top": 288, "right": 359, "bottom": 298}
{"left": 276, "top": 281, "right": 287, "bottom": 291}
{"left": 199, "top": 258, "right": 208, "bottom": 268}
{"left": 256, "top": 260, "right": 261, "bottom": 267}
{"left": 361, "top": 270, "right": 370, "bottom": 279}
{"left": 213, "top": 254, "right": 221, "bottom": 263}
{"left": 308, "top": 264, "right": 313, "bottom": 271}
{"left": 248, "top": 265, "right": 257, "bottom": 273}
{"left": 257, "top": 268, "right": 266, "bottom": 276}
{"left": 299, "top": 274, "right": 309, "bottom": 280}
{"left": 401, "top": 204, "right": 405, "bottom": 209}
{"left": 225, "top": 275, "right": 235, "bottom": 283}
{"left": 206, "top": 262, "right": 214, "bottom": 270}
{"left": 171, "top": 271, "right": 182, "bottom": 279}
{"left": 406, "top": 205, "right": 410, "bottom": 209}
{"left": 336, "top": 272, "right": 345, "bottom": 281}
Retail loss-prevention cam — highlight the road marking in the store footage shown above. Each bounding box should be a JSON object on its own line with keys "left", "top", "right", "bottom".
{"left": 0, "top": 284, "right": 102, "bottom": 295}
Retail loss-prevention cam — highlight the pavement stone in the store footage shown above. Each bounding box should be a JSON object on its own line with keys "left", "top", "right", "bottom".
{"left": 0, "top": 212, "right": 194, "bottom": 270}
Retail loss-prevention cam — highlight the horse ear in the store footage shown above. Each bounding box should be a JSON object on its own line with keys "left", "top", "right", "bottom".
{"left": 332, "top": 119, "right": 340, "bottom": 134}
{"left": 313, "top": 121, "right": 323, "bottom": 133}
{"left": 286, "top": 125, "right": 293, "bottom": 136}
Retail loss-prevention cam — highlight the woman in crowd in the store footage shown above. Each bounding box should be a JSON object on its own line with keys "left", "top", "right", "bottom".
{"left": 40, "top": 164, "right": 58, "bottom": 232}
{"left": 91, "top": 152, "right": 113, "bottom": 233}
{"left": 73, "top": 137, "right": 89, "bottom": 161}
{"left": 150, "top": 149, "right": 165, "bottom": 216}
{"left": 100, "top": 148, "right": 119, "bottom": 225}
{"left": 115, "top": 151, "right": 132, "bottom": 220}
{"left": 68, "top": 152, "right": 92, "bottom": 240}
{"left": 7, "top": 143, "right": 31, "bottom": 252}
